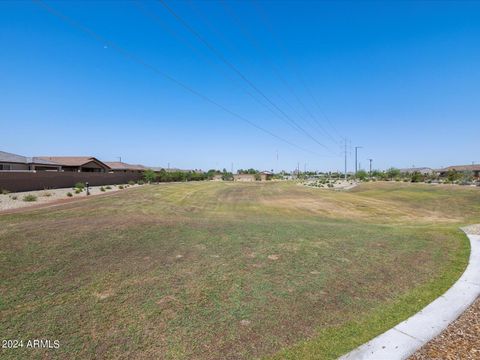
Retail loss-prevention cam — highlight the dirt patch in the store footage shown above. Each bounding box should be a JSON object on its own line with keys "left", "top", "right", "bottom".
{"left": 94, "top": 290, "right": 114, "bottom": 300}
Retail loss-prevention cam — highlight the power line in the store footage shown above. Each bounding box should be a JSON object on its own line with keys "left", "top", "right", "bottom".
{"left": 133, "top": 0, "right": 316, "bottom": 143}
{"left": 34, "top": 0, "right": 318, "bottom": 156}
{"left": 219, "top": 0, "right": 339, "bottom": 146}
{"left": 157, "top": 0, "right": 333, "bottom": 152}
{"left": 252, "top": 1, "right": 344, "bottom": 142}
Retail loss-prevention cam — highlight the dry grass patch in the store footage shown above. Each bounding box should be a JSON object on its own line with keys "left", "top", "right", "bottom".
{"left": 0, "top": 181, "right": 478, "bottom": 359}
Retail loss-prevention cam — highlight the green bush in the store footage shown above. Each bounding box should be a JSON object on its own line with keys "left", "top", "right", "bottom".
{"left": 10, "top": 195, "right": 18, "bottom": 200}
{"left": 118, "top": 185, "right": 124, "bottom": 189}
{"left": 74, "top": 182, "right": 85, "bottom": 190}
{"left": 23, "top": 194, "right": 37, "bottom": 202}
{"left": 143, "top": 169, "right": 157, "bottom": 183}
{"left": 1, "top": 188, "right": 10, "bottom": 195}
{"left": 137, "top": 180, "right": 144, "bottom": 185}
{"left": 66, "top": 192, "right": 73, "bottom": 197}
{"left": 128, "top": 180, "right": 135, "bottom": 185}
{"left": 106, "top": 185, "right": 112, "bottom": 190}
{"left": 43, "top": 191, "right": 52, "bottom": 197}
{"left": 356, "top": 170, "right": 368, "bottom": 181}
{"left": 74, "top": 189, "right": 82, "bottom": 194}
{"left": 100, "top": 186, "right": 106, "bottom": 192}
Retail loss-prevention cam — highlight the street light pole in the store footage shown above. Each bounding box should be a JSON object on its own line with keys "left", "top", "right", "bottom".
{"left": 368, "top": 159, "right": 373, "bottom": 177}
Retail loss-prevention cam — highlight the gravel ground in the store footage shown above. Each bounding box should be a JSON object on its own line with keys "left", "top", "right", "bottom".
{"left": 463, "top": 224, "right": 480, "bottom": 235}
{"left": 0, "top": 184, "right": 141, "bottom": 211}
{"left": 410, "top": 296, "right": 480, "bottom": 360}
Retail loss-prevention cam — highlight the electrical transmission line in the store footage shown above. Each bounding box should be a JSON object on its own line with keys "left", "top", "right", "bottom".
{"left": 252, "top": 0, "right": 344, "bottom": 142}
{"left": 34, "top": 0, "right": 319, "bottom": 156}
{"left": 157, "top": 0, "right": 334, "bottom": 152}
{"left": 219, "top": 0, "right": 340, "bottom": 147}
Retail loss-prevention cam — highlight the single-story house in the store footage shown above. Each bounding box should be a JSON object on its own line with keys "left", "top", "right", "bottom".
{"left": 0, "top": 151, "right": 62, "bottom": 171}
{"left": 399, "top": 167, "right": 434, "bottom": 175}
{"left": 37, "top": 156, "right": 110, "bottom": 173}
{"left": 233, "top": 171, "right": 273, "bottom": 182}
{"left": 233, "top": 174, "right": 256, "bottom": 182}
{"left": 259, "top": 171, "right": 273, "bottom": 181}
{"left": 104, "top": 162, "right": 147, "bottom": 174}
{"left": 437, "top": 165, "right": 480, "bottom": 179}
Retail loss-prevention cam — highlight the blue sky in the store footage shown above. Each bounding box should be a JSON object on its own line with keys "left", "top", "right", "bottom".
{"left": 1, "top": 1, "right": 479, "bottom": 172}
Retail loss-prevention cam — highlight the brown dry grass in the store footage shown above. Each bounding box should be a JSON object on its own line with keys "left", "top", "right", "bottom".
{"left": 0, "top": 181, "right": 478, "bottom": 359}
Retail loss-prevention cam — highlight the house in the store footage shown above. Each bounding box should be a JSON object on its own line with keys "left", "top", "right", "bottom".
{"left": 104, "top": 162, "right": 147, "bottom": 174}
{"left": 233, "top": 174, "right": 256, "bottom": 182}
{"left": 437, "top": 165, "right": 480, "bottom": 179}
{"left": 37, "top": 156, "right": 110, "bottom": 173}
{"left": 259, "top": 171, "right": 273, "bottom": 181}
{"left": 399, "top": 167, "right": 434, "bottom": 175}
{"left": 0, "top": 151, "right": 61, "bottom": 171}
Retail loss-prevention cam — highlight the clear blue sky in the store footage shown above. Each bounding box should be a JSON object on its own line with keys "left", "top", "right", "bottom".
{"left": 1, "top": 1, "right": 479, "bottom": 172}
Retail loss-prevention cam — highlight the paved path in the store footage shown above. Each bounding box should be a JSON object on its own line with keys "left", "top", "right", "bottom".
{"left": 340, "top": 228, "right": 480, "bottom": 360}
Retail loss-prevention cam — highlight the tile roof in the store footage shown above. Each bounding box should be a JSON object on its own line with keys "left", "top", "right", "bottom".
{"left": 439, "top": 164, "right": 480, "bottom": 172}
{"left": 37, "top": 156, "right": 110, "bottom": 168}
{"left": 104, "top": 162, "right": 147, "bottom": 171}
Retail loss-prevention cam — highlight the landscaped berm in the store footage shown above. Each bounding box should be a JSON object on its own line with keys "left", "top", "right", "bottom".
{"left": 1, "top": 182, "right": 479, "bottom": 359}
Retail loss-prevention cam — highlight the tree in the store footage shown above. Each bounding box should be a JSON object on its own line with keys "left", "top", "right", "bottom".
{"left": 447, "top": 169, "right": 462, "bottom": 183}
{"left": 356, "top": 170, "right": 368, "bottom": 181}
{"left": 143, "top": 169, "right": 157, "bottom": 183}
{"left": 386, "top": 167, "right": 400, "bottom": 180}
{"left": 411, "top": 171, "right": 424, "bottom": 183}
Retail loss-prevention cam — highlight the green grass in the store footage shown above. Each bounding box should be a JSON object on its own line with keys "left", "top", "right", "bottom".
{"left": 0, "top": 182, "right": 478, "bottom": 359}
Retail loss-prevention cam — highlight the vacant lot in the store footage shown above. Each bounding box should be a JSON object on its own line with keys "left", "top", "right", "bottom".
{"left": 1, "top": 182, "right": 479, "bottom": 359}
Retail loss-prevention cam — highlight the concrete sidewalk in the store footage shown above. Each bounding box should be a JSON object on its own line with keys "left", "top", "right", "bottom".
{"left": 340, "top": 229, "right": 480, "bottom": 360}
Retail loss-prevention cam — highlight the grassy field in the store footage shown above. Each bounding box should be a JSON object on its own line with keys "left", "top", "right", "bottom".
{"left": 1, "top": 181, "right": 479, "bottom": 359}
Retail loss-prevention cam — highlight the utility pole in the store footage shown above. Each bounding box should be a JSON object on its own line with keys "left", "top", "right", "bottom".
{"left": 368, "top": 159, "right": 373, "bottom": 176}
{"left": 231, "top": 162, "right": 233, "bottom": 174}
{"left": 276, "top": 150, "right": 278, "bottom": 173}
{"left": 118, "top": 156, "right": 122, "bottom": 163}
{"left": 355, "top": 146, "right": 362, "bottom": 175}
{"left": 344, "top": 138, "right": 347, "bottom": 180}
{"left": 304, "top": 162, "right": 306, "bottom": 174}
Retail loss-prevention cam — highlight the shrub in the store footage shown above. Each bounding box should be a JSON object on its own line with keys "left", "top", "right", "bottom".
{"left": 355, "top": 170, "right": 368, "bottom": 181}
{"left": 43, "top": 191, "right": 52, "bottom": 197}
{"left": 10, "top": 195, "right": 18, "bottom": 200}
{"left": 23, "top": 194, "right": 37, "bottom": 202}
{"left": 106, "top": 185, "right": 112, "bottom": 190}
{"left": 118, "top": 185, "right": 124, "bottom": 189}
{"left": 137, "top": 180, "right": 144, "bottom": 185}
{"left": 74, "top": 182, "right": 85, "bottom": 190}
{"left": 143, "top": 169, "right": 157, "bottom": 183}
{"left": 128, "top": 180, "right": 135, "bottom": 185}
{"left": 75, "top": 189, "right": 82, "bottom": 194}
{"left": 1, "top": 188, "right": 10, "bottom": 195}
{"left": 100, "top": 186, "right": 106, "bottom": 192}
{"left": 66, "top": 192, "right": 73, "bottom": 197}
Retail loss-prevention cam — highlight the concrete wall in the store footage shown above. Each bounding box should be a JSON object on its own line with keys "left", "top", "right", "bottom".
{"left": 0, "top": 171, "right": 143, "bottom": 192}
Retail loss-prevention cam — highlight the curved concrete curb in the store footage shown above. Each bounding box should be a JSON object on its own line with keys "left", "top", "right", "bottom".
{"left": 340, "top": 229, "right": 480, "bottom": 360}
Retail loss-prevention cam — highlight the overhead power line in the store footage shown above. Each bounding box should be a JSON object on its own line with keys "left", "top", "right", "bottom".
{"left": 219, "top": 0, "right": 340, "bottom": 146}
{"left": 157, "top": 0, "right": 334, "bottom": 152}
{"left": 34, "top": 0, "right": 319, "bottom": 156}
{"left": 252, "top": 1, "right": 344, "bottom": 142}
{"left": 133, "top": 1, "right": 311, "bottom": 138}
